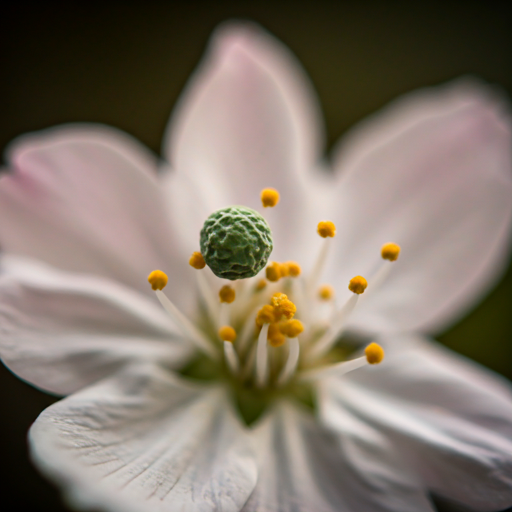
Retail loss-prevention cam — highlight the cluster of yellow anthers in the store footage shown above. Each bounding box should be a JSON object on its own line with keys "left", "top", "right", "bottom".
{"left": 265, "top": 260, "right": 301, "bottom": 283}
{"left": 254, "top": 293, "right": 303, "bottom": 347}
{"left": 147, "top": 188, "right": 400, "bottom": 387}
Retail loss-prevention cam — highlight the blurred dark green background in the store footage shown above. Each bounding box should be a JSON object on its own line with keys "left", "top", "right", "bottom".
{"left": 1, "top": 2, "right": 511, "bottom": 511}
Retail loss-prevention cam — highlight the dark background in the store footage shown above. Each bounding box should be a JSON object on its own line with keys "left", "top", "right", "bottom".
{"left": 1, "top": 2, "right": 511, "bottom": 511}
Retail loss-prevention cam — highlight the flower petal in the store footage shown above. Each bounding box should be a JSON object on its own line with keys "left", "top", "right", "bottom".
{"left": 0, "top": 255, "right": 192, "bottom": 395}
{"left": 29, "top": 364, "right": 257, "bottom": 512}
{"left": 243, "top": 401, "right": 434, "bottom": 512}
{"left": 321, "top": 335, "right": 512, "bottom": 511}
{"left": 0, "top": 124, "right": 190, "bottom": 300}
{"left": 329, "top": 80, "right": 512, "bottom": 334}
{"left": 162, "top": 22, "right": 326, "bottom": 262}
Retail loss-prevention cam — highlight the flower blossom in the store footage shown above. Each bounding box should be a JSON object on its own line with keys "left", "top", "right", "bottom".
{"left": 1, "top": 21, "right": 512, "bottom": 512}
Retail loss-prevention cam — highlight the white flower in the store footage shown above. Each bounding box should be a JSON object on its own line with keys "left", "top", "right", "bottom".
{"left": 1, "top": 21, "right": 512, "bottom": 512}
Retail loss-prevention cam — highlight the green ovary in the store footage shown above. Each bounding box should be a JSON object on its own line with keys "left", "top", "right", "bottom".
{"left": 200, "top": 206, "right": 273, "bottom": 280}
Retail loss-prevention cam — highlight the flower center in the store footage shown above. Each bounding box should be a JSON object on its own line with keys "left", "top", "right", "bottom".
{"left": 148, "top": 190, "right": 398, "bottom": 424}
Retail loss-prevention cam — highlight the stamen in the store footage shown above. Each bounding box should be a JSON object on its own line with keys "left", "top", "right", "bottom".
{"left": 223, "top": 341, "right": 240, "bottom": 374}
{"left": 261, "top": 188, "right": 280, "bottom": 208}
{"left": 367, "top": 243, "right": 401, "bottom": 292}
{"left": 277, "top": 338, "right": 300, "bottom": 386}
{"left": 308, "top": 279, "right": 363, "bottom": 360}
{"left": 256, "top": 323, "right": 270, "bottom": 387}
{"left": 307, "top": 221, "right": 336, "bottom": 295}
{"left": 189, "top": 251, "right": 206, "bottom": 269}
{"left": 220, "top": 326, "right": 240, "bottom": 376}
{"left": 266, "top": 261, "right": 282, "bottom": 282}
{"left": 147, "top": 270, "right": 168, "bottom": 290}
{"left": 300, "top": 343, "right": 385, "bottom": 382}
{"left": 154, "top": 289, "right": 217, "bottom": 360}
{"left": 318, "top": 284, "right": 334, "bottom": 301}
{"left": 218, "top": 325, "right": 236, "bottom": 342}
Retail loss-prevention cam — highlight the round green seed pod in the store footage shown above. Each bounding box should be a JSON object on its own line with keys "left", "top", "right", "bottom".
{"left": 200, "top": 206, "right": 273, "bottom": 280}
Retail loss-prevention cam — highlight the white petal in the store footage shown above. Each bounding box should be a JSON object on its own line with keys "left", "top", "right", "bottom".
{"left": 29, "top": 364, "right": 257, "bottom": 512}
{"left": 319, "top": 395, "right": 435, "bottom": 512}
{"left": 329, "top": 80, "right": 512, "bottom": 334}
{"left": 0, "top": 256, "right": 192, "bottom": 395}
{"left": 323, "top": 334, "right": 512, "bottom": 511}
{"left": 243, "top": 401, "right": 433, "bottom": 512}
{"left": 162, "top": 22, "right": 326, "bottom": 262}
{"left": 0, "top": 124, "right": 191, "bottom": 301}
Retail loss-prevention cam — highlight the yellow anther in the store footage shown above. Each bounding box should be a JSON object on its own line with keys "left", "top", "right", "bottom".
{"left": 271, "top": 292, "right": 297, "bottom": 320}
{"left": 381, "top": 243, "right": 401, "bottom": 262}
{"left": 261, "top": 188, "right": 280, "bottom": 208}
{"left": 280, "top": 319, "right": 304, "bottom": 338}
{"left": 317, "top": 221, "right": 336, "bottom": 238}
{"left": 348, "top": 276, "right": 367, "bottom": 295}
{"left": 189, "top": 251, "right": 206, "bottom": 269}
{"left": 365, "top": 343, "right": 384, "bottom": 364}
{"left": 271, "top": 292, "right": 288, "bottom": 307}
{"left": 279, "top": 262, "right": 290, "bottom": 278}
{"left": 277, "top": 299, "right": 296, "bottom": 319}
{"left": 268, "top": 323, "right": 286, "bottom": 347}
{"left": 286, "top": 261, "right": 302, "bottom": 277}
{"left": 218, "top": 325, "right": 237, "bottom": 343}
{"left": 266, "top": 261, "right": 281, "bottom": 282}
{"left": 318, "top": 284, "right": 335, "bottom": 301}
{"left": 147, "top": 270, "right": 168, "bottom": 291}
{"left": 255, "top": 279, "right": 267, "bottom": 291}
{"left": 256, "top": 305, "right": 276, "bottom": 327}
{"left": 219, "top": 285, "right": 236, "bottom": 304}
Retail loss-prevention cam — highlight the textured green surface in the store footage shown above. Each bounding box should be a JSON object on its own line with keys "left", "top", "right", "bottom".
{"left": 200, "top": 206, "right": 273, "bottom": 280}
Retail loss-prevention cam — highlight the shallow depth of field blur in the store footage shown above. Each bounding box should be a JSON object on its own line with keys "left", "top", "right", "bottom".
{"left": 1, "top": 2, "right": 511, "bottom": 511}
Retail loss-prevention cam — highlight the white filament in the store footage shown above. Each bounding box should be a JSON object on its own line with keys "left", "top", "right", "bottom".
{"left": 308, "top": 293, "right": 359, "bottom": 360}
{"left": 223, "top": 341, "right": 240, "bottom": 374}
{"left": 277, "top": 338, "right": 300, "bottom": 386}
{"left": 300, "top": 355, "right": 368, "bottom": 382}
{"left": 256, "top": 323, "right": 270, "bottom": 387}
{"left": 219, "top": 302, "right": 230, "bottom": 328}
{"left": 195, "top": 270, "right": 219, "bottom": 325}
{"left": 306, "top": 238, "right": 331, "bottom": 297}
{"left": 155, "top": 290, "right": 217, "bottom": 360}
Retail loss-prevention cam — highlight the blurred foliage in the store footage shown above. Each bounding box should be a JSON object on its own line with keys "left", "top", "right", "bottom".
{"left": 1, "top": 2, "right": 511, "bottom": 511}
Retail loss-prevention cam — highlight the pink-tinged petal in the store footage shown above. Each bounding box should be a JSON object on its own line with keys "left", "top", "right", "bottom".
{"left": 162, "top": 22, "right": 326, "bottom": 262}
{"left": 0, "top": 256, "right": 192, "bottom": 395}
{"left": 322, "top": 335, "right": 512, "bottom": 511}
{"left": 243, "top": 401, "right": 434, "bottom": 512}
{"left": 0, "top": 124, "right": 191, "bottom": 302}
{"left": 29, "top": 365, "right": 257, "bottom": 512}
{"left": 328, "top": 80, "right": 512, "bottom": 334}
